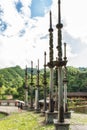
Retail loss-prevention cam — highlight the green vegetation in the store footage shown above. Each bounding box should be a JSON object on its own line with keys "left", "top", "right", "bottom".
{"left": 67, "top": 66, "right": 87, "bottom": 92}
{"left": 0, "top": 65, "right": 87, "bottom": 100}
{"left": 0, "top": 111, "right": 87, "bottom": 130}
{"left": 0, "top": 66, "right": 24, "bottom": 100}
{"left": 0, "top": 112, "right": 54, "bottom": 130}
{"left": 0, "top": 113, "right": 7, "bottom": 119}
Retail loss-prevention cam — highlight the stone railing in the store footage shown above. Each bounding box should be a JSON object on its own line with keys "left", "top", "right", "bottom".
{"left": 0, "top": 100, "right": 17, "bottom": 106}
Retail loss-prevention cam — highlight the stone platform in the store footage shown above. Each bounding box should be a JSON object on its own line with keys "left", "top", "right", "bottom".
{"left": 64, "top": 111, "right": 71, "bottom": 118}
{"left": 45, "top": 111, "right": 58, "bottom": 124}
{"left": 45, "top": 111, "right": 71, "bottom": 124}
{"left": 54, "top": 119, "right": 70, "bottom": 130}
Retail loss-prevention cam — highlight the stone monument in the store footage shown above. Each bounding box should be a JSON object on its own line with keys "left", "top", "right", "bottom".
{"left": 29, "top": 61, "right": 34, "bottom": 110}
{"left": 54, "top": 0, "right": 70, "bottom": 130}
{"left": 24, "top": 65, "right": 29, "bottom": 110}
{"left": 35, "top": 59, "right": 40, "bottom": 112}
{"left": 42, "top": 52, "right": 47, "bottom": 114}
{"left": 63, "top": 43, "right": 71, "bottom": 119}
{"left": 45, "top": 11, "right": 57, "bottom": 124}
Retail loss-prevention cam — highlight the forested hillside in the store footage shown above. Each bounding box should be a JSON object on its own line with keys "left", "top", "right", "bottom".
{"left": 0, "top": 66, "right": 25, "bottom": 100}
{"left": 0, "top": 65, "right": 87, "bottom": 100}
{"left": 67, "top": 66, "right": 87, "bottom": 92}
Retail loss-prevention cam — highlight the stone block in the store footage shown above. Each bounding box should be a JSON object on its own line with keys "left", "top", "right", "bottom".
{"left": 45, "top": 111, "right": 58, "bottom": 124}
{"left": 54, "top": 119, "right": 70, "bottom": 130}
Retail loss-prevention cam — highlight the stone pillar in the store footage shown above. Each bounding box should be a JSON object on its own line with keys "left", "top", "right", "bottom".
{"left": 24, "top": 66, "right": 28, "bottom": 109}
{"left": 54, "top": 120, "right": 70, "bottom": 130}
{"left": 49, "top": 68, "right": 54, "bottom": 112}
{"left": 58, "top": 66, "right": 64, "bottom": 122}
{"left": 45, "top": 11, "right": 55, "bottom": 123}
{"left": 35, "top": 59, "right": 40, "bottom": 112}
{"left": 63, "top": 43, "right": 71, "bottom": 118}
{"left": 43, "top": 52, "right": 47, "bottom": 113}
{"left": 64, "top": 80, "right": 68, "bottom": 112}
{"left": 29, "top": 85, "right": 33, "bottom": 109}
{"left": 29, "top": 61, "right": 34, "bottom": 110}
{"left": 63, "top": 77, "right": 71, "bottom": 119}
{"left": 63, "top": 43, "right": 67, "bottom": 112}
{"left": 45, "top": 11, "right": 56, "bottom": 124}
{"left": 25, "top": 89, "right": 28, "bottom": 106}
{"left": 55, "top": 63, "right": 58, "bottom": 112}
{"left": 54, "top": 0, "right": 70, "bottom": 129}
{"left": 35, "top": 88, "right": 39, "bottom": 109}
{"left": 48, "top": 11, "right": 54, "bottom": 113}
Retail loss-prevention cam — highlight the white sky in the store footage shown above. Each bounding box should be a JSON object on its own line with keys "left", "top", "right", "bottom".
{"left": 0, "top": 0, "right": 87, "bottom": 69}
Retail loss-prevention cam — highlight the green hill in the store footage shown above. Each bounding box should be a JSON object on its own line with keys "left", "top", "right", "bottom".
{"left": 0, "top": 65, "right": 87, "bottom": 100}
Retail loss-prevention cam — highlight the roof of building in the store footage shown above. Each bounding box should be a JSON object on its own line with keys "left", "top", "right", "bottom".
{"left": 67, "top": 92, "right": 87, "bottom": 97}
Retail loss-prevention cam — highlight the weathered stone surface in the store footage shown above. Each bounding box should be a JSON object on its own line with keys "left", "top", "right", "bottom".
{"left": 45, "top": 111, "right": 58, "bottom": 124}
{"left": 54, "top": 119, "right": 70, "bottom": 130}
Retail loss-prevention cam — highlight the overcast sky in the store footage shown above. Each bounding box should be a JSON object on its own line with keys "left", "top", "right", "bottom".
{"left": 0, "top": 0, "right": 87, "bottom": 69}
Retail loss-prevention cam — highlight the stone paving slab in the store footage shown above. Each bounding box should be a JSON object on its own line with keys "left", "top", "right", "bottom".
{"left": 0, "top": 106, "right": 18, "bottom": 114}
{"left": 70, "top": 125, "right": 87, "bottom": 130}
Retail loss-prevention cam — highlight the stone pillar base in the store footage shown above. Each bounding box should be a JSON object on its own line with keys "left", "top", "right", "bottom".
{"left": 45, "top": 111, "right": 58, "bottom": 124}
{"left": 45, "top": 111, "right": 71, "bottom": 124}
{"left": 54, "top": 119, "right": 70, "bottom": 130}
{"left": 34, "top": 108, "right": 41, "bottom": 113}
{"left": 23, "top": 105, "right": 28, "bottom": 110}
{"left": 28, "top": 107, "right": 34, "bottom": 111}
{"left": 41, "top": 110, "right": 46, "bottom": 116}
{"left": 64, "top": 112, "right": 71, "bottom": 119}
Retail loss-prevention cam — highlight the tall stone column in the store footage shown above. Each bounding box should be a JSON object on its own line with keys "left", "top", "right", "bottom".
{"left": 54, "top": 0, "right": 70, "bottom": 130}
{"left": 49, "top": 67, "right": 54, "bottom": 112}
{"left": 43, "top": 52, "right": 47, "bottom": 112}
{"left": 63, "top": 43, "right": 68, "bottom": 112}
{"left": 30, "top": 61, "right": 34, "bottom": 110}
{"left": 55, "top": 63, "right": 58, "bottom": 112}
{"left": 64, "top": 77, "right": 68, "bottom": 112}
{"left": 35, "top": 88, "right": 39, "bottom": 109}
{"left": 35, "top": 59, "right": 40, "bottom": 112}
{"left": 24, "top": 65, "right": 28, "bottom": 107}
{"left": 45, "top": 11, "right": 58, "bottom": 124}
{"left": 63, "top": 43, "right": 71, "bottom": 119}
{"left": 58, "top": 66, "right": 64, "bottom": 122}
{"left": 56, "top": 0, "right": 64, "bottom": 122}
{"left": 25, "top": 90, "right": 28, "bottom": 106}
{"left": 48, "top": 11, "right": 54, "bottom": 113}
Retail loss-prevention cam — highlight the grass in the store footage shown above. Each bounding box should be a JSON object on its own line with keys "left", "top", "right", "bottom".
{"left": 0, "top": 113, "right": 7, "bottom": 119}
{"left": 0, "top": 111, "right": 54, "bottom": 130}
{"left": 0, "top": 111, "right": 87, "bottom": 130}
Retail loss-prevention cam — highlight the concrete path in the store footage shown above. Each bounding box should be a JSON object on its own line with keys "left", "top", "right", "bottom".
{"left": 0, "top": 106, "right": 18, "bottom": 114}
{"left": 70, "top": 125, "right": 87, "bottom": 130}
